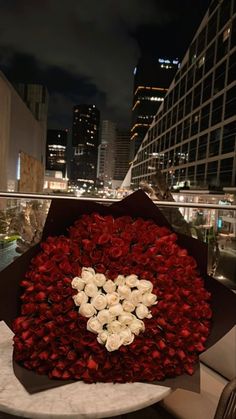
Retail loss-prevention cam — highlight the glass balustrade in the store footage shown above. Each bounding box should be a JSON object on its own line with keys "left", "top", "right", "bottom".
{"left": 0, "top": 192, "right": 235, "bottom": 290}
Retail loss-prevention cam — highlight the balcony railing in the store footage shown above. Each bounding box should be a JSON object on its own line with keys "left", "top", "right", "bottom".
{"left": 0, "top": 191, "right": 235, "bottom": 290}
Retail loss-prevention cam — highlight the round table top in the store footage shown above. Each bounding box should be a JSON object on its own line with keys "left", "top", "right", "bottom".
{"left": 0, "top": 321, "right": 171, "bottom": 419}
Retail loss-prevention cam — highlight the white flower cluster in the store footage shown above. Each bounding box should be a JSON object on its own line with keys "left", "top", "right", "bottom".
{"left": 71, "top": 267, "right": 157, "bottom": 352}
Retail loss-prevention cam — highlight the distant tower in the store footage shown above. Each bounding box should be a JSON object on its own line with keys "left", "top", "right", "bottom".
{"left": 46, "top": 129, "right": 68, "bottom": 177}
{"left": 113, "top": 130, "right": 130, "bottom": 183}
{"left": 70, "top": 104, "right": 100, "bottom": 184}
{"left": 97, "top": 120, "right": 116, "bottom": 187}
{"left": 130, "top": 56, "right": 179, "bottom": 160}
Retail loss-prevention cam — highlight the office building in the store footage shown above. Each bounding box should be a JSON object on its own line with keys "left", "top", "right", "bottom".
{"left": 97, "top": 120, "right": 116, "bottom": 187}
{"left": 46, "top": 129, "right": 67, "bottom": 177}
{"left": 0, "top": 71, "right": 45, "bottom": 193}
{"left": 131, "top": 0, "right": 236, "bottom": 189}
{"left": 16, "top": 83, "right": 49, "bottom": 122}
{"left": 70, "top": 104, "right": 100, "bottom": 185}
{"left": 130, "top": 56, "right": 179, "bottom": 160}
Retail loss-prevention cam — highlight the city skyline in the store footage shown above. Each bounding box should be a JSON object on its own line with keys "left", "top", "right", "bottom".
{"left": 0, "top": 0, "right": 210, "bottom": 130}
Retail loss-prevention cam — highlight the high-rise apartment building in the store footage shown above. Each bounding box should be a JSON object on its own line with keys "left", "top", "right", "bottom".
{"left": 97, "top": 120, "right": 116, "bottom": 186}
{"left": 46, "top": 129, "right": 67, "bottom": 177}
{"left": 131, "top": 0, "right": 236, "bottom": 189}
{"left": 70, "top": 104, "right": 100, "bottom": 184}
{"left": 130, "top": 56, "right": 179, "bottom": 160}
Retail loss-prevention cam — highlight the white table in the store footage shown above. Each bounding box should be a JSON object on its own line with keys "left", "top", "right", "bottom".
{"left": 0, "top": 321, "right": 171, "bottom": 419}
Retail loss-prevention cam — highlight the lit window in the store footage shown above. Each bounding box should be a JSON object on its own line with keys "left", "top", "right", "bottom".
{"left": 223, "top": 27, "right": 231, "bottom": 42}
{"left": 198, "top": 56, "right": 205, "bottom": 68}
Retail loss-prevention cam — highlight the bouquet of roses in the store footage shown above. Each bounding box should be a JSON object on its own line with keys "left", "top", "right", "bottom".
{"left": 0, "top": 190, "right": 235, "bottom": 393}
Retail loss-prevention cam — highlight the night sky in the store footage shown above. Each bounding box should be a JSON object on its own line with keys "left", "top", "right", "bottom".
{"left": 0, "top": 0, "right": 211, "bottom": 130}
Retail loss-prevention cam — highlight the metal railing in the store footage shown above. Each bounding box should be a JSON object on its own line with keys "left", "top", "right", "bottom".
{"left": 1, "top": 191, "right": 236, "bottom": 211}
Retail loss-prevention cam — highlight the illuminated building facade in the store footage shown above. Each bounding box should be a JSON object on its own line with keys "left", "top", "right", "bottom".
{"left": 130, "top": 56, "right": 179, "bottom": 160}
{"left": 70, "top": 104, "right": 100, "bottom": 184}
{"left": 131, "top": 0, "right": 236, "bottom": 189}
{"left": 97, "top": 120, "right": 116, "bottom": 186}
{"left": 46, "top": 129, "right": 67, "bottom": 177}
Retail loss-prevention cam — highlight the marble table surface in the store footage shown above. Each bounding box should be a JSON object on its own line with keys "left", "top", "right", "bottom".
{"left": 0, "top": 321, "right": 171, "bottom": 419}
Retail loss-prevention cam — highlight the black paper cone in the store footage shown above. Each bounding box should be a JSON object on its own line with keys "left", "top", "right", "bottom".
{"left": 0, "top": 190, "right": 235, "bottom": 394}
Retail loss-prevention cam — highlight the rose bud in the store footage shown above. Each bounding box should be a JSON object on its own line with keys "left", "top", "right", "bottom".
{"left": 117, "top": 285, "right": 131, "bottom": 299}
{"left": 109, "top": 303, "right": 123, "bottom": 316}
{"left": 129, "top": 319, "right": 145, "bottom": 335}
{"left": 118, "top": 313, "right": 135, "bottom": 325}
{"left": 137, "top": 279, "right": 153, "bottom": 293}
{"left": 97, "top": 330, "right": 109, "bottom": 344}
{"left": 84, "top": 283, "right": 99, "bottom": 298}
{"left": 103, "top": 280, "right": 116, "bottom": 294}
{"left": 142, "top": 293, "right": 157, "bottom": 307}
{"left": 97, "top": 309, "right": 114, "bottom": 325}
{"left": 136, "top": 304, "right": 151, "bottom": 319}
{"left": 79, "top": 303, "right": 97, "bottom": 318}
{"left": 71, "top": 277, "right": 85, "bottom": 291}
{"left": 91, "top": 293, "right": 107, "bottom": 310}
{"left": 106, "top": 292, "right": 119, "bottom": 307}
{"left": 93, "top": 273, "right": 106, "bottom": 287}
{"left": 125, "top": 274, "right": 139, "bottom": 288}
{"left": 73, "top": 291, "right": 88, "bottom": 306}
{"left": 122, "top": 300, "right": 135, "bottom": 313}
{"left": 105, "top": 333, "right": 122, "bottom": 352}
{"left": 87, "top": 317, "right": 103, "bottom": 334}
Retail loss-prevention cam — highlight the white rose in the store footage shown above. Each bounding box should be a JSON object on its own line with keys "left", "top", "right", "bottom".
{"left": 93, "top": 273, "right": 106, "bottom": 287}
{"left": 125, "top": 274, "right": 139, "bottom": 288}
{"left": 82, "top": 267, "right": 96, "bottom": 275}
{"left": 81, "top": 268, "right": 95, "bottom": 283}
{"left": 122, "top": 299, "right": 135, "bottom": 313}
{"left": 87, "top": 317, "right": 103, "bottom": 334}
{"left": 105, "top": 333, "right": 122, "bottom": 352}
{"left": 97, "top": 309, "right": 113, "bottom": 325}
{"left": 114, "top": 275, "right": 126, "bottom": 286}
{"left": 117, "top": 285, "right": 131, "bottom": 300}
{"left": 79, "top": 303, "right": 97, "bottom": 318}
{"left": 129, "top": 319, "right": 145, "bottom": 335}
{"left": 142, "top": 292, "right": 157, "bottom": 307}
{"left": 135, "top": 304, "right": 150, "bottom": 319}
{"left": 109, "top": 303, "right": 124, "bottom": 316}
{"left": 103, "top": 280, "right": 116, "bottom": 293}
{"left": 119, "top": 327, "right": 135, "bottom": 345}
{"left": 129, "top": 289, "right": 143, "bottom": 305}
{"left": 106, "top": 292, "right": 120, "bottom": 306}
{"left": 97, "top": 330, "right": 109, "bottom": 344}
{"left": 71, "top": 276, "right": 85, "bottom": 291}
{"left": 72, "top": 291, "right": 88, "bottom": 306}
{"left": 91, "top": 293, "right": 107, "bottom": 310}
{"left": 118, "top": 313, "right": 135, "bottom": 325}
{"left": 137, "top": 279, "right": 153, "bottom": 293}
{"left": 107, "top": 320, "right": 123, "bottom": 334}
{"left": 84, "top": 283, "right": 99, "bottom": 298}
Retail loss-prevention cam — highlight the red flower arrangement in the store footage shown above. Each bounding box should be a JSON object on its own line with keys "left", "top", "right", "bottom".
{"left": 12, "top": 212, "right": 212, "bottom": 384}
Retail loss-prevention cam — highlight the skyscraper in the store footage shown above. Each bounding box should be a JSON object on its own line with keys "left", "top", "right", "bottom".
{"left": 97, "top": 120, "right": 116, "bottom": 187}
{"left": 130, "top": 56, "right": 179, "bottom": 160}
{"left": 70, "top": 104, "right": 100, "bottom": 185}
{"left": 46, "top": 129, "right": 67, "bottom": 177}
{"left": 113, "top": 130, "right": 130, "bottom": 184}
{"left": 131, "top": 0, "right": 236, "bottom": 189}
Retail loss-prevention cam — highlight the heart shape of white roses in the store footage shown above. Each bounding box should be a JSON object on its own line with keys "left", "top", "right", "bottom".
{"left": 71, "top": 267, "right": 157, "bottom": 352}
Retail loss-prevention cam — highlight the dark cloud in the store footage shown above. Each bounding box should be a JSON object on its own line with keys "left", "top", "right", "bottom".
{"left": 0, "top": 0, "right": 210, "bottom": 128}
